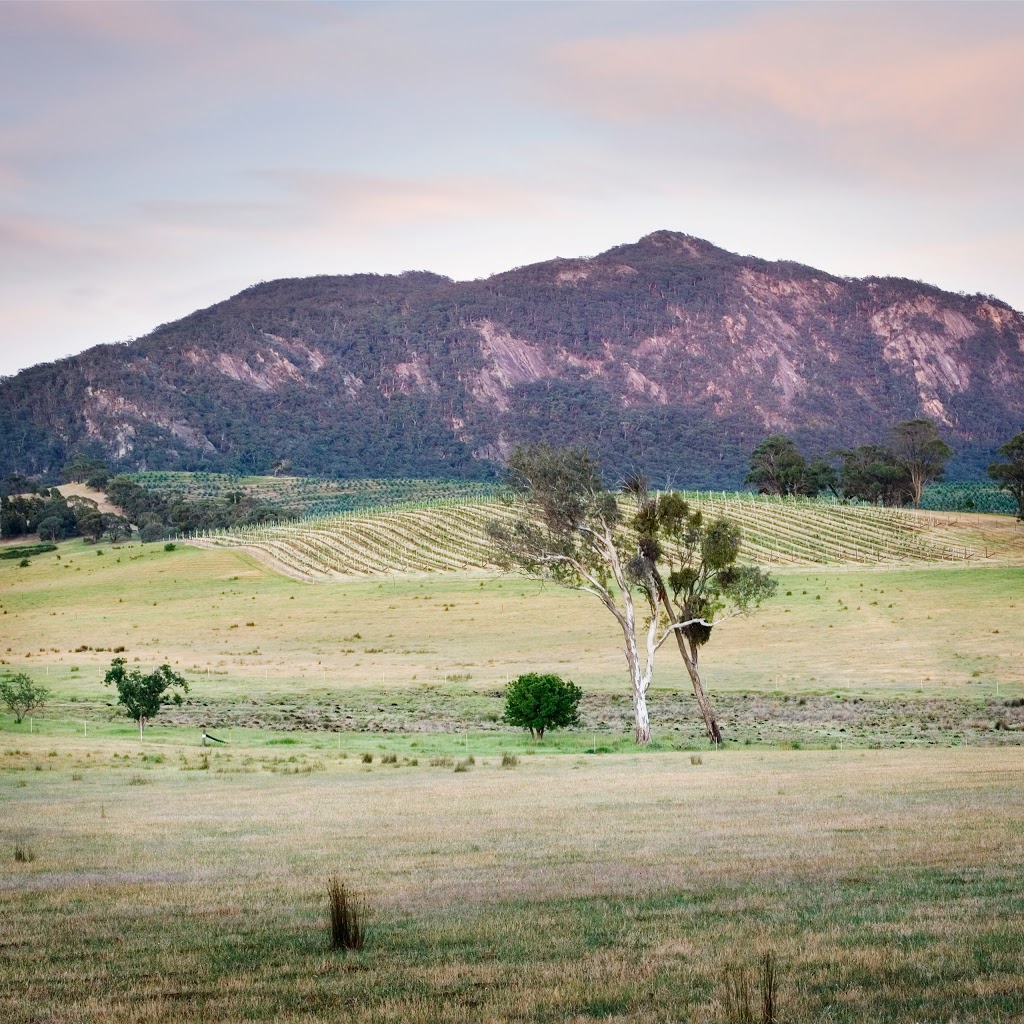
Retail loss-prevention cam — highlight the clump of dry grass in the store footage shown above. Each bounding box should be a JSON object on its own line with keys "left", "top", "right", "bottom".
{"left": 721, "top": 951, "right": 779, "bottom": 1023}
{"left": 13, "top": 841, "right": 35, "bottom": 863}
{"left": 327, "top": 877, "right": 367, "bottom": 951}
{"left": 501, "top": 753, "right": 519, "bottom": 768}
{"left": 691, "top": 754, "right": 703, "bottom": 765}
{"left": 360, "top": 752, "right": 373, "bottom": 764}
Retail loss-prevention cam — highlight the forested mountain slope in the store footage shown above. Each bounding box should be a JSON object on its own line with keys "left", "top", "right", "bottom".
{"left": 3, "top": 231, "right": 1022, "bottom": 486}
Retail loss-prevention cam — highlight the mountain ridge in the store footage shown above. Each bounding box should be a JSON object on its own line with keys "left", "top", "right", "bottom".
{"left": 3, "top": 230, "right": 1022, "bottom": 487}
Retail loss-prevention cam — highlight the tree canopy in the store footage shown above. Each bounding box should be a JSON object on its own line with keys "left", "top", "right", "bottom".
{"left": 890, "top": 419, "right": 953, "bottom": 508}
{"left": 503, "top": 673, "right": 583, "bottom": 740}
{"left": 104, "top": 658, "right": 189, "bottom": 735}
{"left": 988, "top": 431, "right": 1024, "bottom": 520}
{"left": 745, "top": 435, "right": 835, "bottom": 497}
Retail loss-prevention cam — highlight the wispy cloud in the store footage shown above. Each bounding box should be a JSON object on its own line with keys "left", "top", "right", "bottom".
{"left": 548, "top": 5, "right": 1024, "bottom": 186}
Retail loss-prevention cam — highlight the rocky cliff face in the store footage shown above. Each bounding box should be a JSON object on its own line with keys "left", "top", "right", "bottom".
{"left": 2, "top": 232, "right": 1022, "bottom": 486}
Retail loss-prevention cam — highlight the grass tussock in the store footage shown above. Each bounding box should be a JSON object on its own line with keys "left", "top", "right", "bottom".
{"left": 501, "top": 753, "right": 519, "bottom": 768}
{"left": 721, "top": 951, "right": 779, "bottom": 1024}
{"left": 327, "top": 877, "right": 367, "bottom": 952}
{"left": 13, "top": 841, "right": 35, "bottom": 863}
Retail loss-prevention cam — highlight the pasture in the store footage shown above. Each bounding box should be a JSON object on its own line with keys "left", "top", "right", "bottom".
{"left": 2, "top": 740, "right": 1022, "bottom": 1023}
{"left": 2, "top": 503, "right": 1023, "bottom": 1022}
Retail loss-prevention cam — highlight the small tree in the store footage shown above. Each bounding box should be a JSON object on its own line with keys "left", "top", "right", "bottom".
{"left": 890, "top": 418, "right": 953, "bottom": 508}
{"left": 988, "top": 431, "right": 1024, "bottom": 520}
{"left": 104, "top": 658, "right": 188, "bottom": 736}
{"left": 77, "top": 512, "right": 105, "bottom": 542}
{"left": 0, "top": 673, "right": 51, "bottom": 723}
{"left": 503, "top": 672, "right": 582, "bottom": 740}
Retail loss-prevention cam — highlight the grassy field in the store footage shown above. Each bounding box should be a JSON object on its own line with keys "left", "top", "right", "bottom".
{"left": 3, "top": 510, "right": 1024, "bottom": 1021}
{"left": 2, "top": 537, "right": 1022, "bottom": 704}
{"left": 2, "top": 740, "right": 1022, "bottom": 1023}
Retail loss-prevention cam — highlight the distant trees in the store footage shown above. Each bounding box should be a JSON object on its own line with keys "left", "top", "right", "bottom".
{"left": 36, "top": 516, "right": 65, "bottom": 542}
{"left": 835, "top": 444, "right": 913, "bottom": 506}
{"left": 104, "top": 658, "right": 189, "bottom": 736}
{"left": 101, "top": 513, "right": 132, "bottom": 543}
{"left": 503, "top": 673, "right": 582, "bottom": 740}
{"left": 745, "top": 435, "right": 835, "bottom": 497}
{"left": 890, "top": 419, "right": 953, "bottom": 508}
{"left": 0, "top": 673, "right": 51, "bottom": 723}
{"left": 988, "top": 431, "right": 1024, "bottom": 519}
{"left": 748, "top": 419, "right": 954, "bottom": 508}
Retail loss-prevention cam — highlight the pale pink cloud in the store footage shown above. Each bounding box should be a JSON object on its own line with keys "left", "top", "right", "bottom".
{"left": 548, "top": 6, "right": 1024, "bottom": 184}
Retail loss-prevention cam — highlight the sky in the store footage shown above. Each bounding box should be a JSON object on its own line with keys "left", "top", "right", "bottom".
{"left": 2, "top": 0, "right": 1023, "bottom": 377}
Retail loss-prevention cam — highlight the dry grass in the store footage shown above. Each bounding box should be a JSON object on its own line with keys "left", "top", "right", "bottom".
{"left": 1, "top": 740, "right": 1022, "bottom": 1022}
{"left": 327, "top": 877, "right": 367, "bottom": 951}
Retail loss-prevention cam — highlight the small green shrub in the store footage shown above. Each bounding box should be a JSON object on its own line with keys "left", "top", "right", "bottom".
{"left": 163, "top": 543, "right": 176, "bottom": 551}
{"left": 503, "top": 672, "right": 582, "bottom": 740}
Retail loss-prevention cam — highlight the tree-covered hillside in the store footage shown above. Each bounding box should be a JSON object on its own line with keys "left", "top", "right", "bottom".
{"left": 2, "top": 231, "right": 1022, "bottom": 486}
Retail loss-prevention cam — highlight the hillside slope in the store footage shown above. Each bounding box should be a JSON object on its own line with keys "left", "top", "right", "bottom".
{"left": 188, "top": 497, "right": 1024, "bottom": 581}
{"left": 3, "top": 231, "right": 1023, "bottom": 485}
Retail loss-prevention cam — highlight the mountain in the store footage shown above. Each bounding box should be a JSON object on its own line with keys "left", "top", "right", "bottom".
{"left": 2, "top": 230, "right": 1022, "bottom": 487}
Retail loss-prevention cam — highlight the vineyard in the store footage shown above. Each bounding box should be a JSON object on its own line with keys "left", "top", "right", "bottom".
{"left": 127, "top": 472, "right": 499, "bottom": 516}
{"left": 920, "top": 482, "right": 1018, "bottom": 515}
{"left": 187, "top": 493, "right": 1023, "bottom": 581}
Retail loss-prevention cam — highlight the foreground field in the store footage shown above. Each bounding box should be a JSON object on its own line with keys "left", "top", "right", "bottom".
{"left": 2, "top": 742, "right": 1022, "bottom": 1023}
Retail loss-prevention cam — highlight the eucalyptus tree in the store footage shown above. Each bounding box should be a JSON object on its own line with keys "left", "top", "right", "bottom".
{"left": 487, "top": 445, "right": 776, "bottom": 745}
{"left": 890, "top": 418, "right": 953, "bottom": 508}
{"left": 487, "top": 444, "right": 663, "bottom": 743}
{"left": 627, "top": 481, "right": 777, "bottom": 743}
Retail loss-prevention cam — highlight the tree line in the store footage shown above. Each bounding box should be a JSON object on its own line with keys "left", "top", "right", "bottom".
{"left": 1, "top": 455, "right": 296, "bottom": 543}
{"left": 745, "top": 420, "right": 1024, "bottom": 518}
